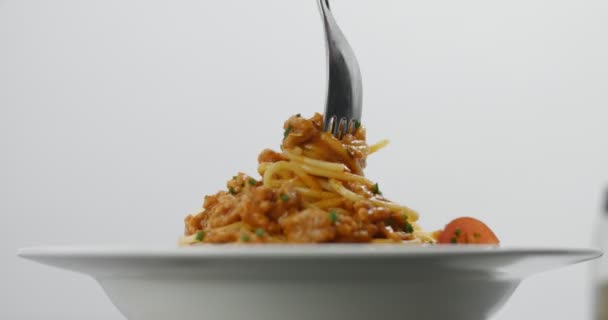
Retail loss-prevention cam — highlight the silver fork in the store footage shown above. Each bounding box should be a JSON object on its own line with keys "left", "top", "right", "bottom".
{"left": 318, "top": 0, "right": 363, "bottom": 139}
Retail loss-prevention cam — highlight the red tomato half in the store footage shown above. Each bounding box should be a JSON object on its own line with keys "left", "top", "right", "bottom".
{"left": 437, "top": 217, "right": 499, "bottom": 244}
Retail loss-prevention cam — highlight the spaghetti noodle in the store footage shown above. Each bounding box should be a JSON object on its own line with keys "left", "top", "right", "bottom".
{"left": 181, "top": 113, "right": 438, "bottom": 244}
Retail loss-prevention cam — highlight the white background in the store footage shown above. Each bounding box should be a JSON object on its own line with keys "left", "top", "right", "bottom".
{"left": 1, "top": 0, "right": 607, "bottom": 319}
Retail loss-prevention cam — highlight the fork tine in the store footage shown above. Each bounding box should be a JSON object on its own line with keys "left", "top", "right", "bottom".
{"left": 326, "top": 115, "right": 337, "bottom": 136}
{"left": 347, "top": 119, "right": 357, "bottom": 135}
{"left": 338, "top": 117, "right": 349, "bottom": 139}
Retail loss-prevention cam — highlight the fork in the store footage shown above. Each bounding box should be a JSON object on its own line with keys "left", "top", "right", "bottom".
{"left": 318, "top": 0, "right": 363, "bottom": 139}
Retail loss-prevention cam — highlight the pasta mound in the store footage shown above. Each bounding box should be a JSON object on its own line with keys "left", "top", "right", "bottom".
{"left": 181, "top": 113, "right": 436, "bottom": 244}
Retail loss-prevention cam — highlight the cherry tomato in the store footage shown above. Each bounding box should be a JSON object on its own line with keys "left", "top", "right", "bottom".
{"left": 437, "top": 217, "right": 499, "bottom": 244}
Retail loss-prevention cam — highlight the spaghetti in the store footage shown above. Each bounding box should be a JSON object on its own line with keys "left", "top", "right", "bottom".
{"left": 181, "top": 113, "right": 438, "bottom": 244}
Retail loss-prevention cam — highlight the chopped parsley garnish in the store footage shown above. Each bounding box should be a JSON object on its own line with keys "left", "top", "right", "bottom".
{"left": 195, "top": 231, "right": 205, "bottom": 242}
{"left": 473, "top": 232, "right": 481, "bottom": 239}
{"left": 353, "top": 120, "right": 361, "bottom": 129}
{"left": 255, "top": 228, "right": 265, "bottom": 237}
{"left": 404, "top": 222, "right": 414, "bottom": 234}
{"left": 228, "top": 187, "right": 236, "bottom": 195}
{"left": 280, "top": 194, "right": 290, "bottom": 202}
{"left": 384, "top": 218, "right": 394, "bottom": 226}
{"left": 241, "top": 233, "right": 250, "bottom": 242}
{"left": 296, "top": 113, "right": 301, "bottom": 117}
{"left": 329, "top": 211, "right": 338, "bottom": 224}
{"left": 371, "top": 183, "right": 382, "bottom": 195}
{"left": 454, "top": 229, "right": 462, "bottom": 237}
{"left": 248, "top": 178, "right": 257, "bottom": 186}
{"left": 232, "top": 176, "right": 237, "bottom": 180}
{"left": 450, "top": 237, "right": 457, "bottom": 244}
{"left": 283, "top": 125, "right": 293, "bottom": 139}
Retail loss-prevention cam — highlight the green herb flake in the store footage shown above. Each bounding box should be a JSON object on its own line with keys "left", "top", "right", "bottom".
{"left": 195, "top": 231, "right": 205, "bottom": 242}
{"left": 473, "top": 232, "right": 481, "bottom": 239}
{"left": 353, "top": 120, "right": 361, "bottom": 129}
{"left": 329, "top": 211, "right": 338, "bottom": 224}
{"left": 296, "top": 113, "right": 301, "bottom": 118}
{"left": 255, "top": 228, "right": 265, "bottom": 237}
{"left": 371, "top": 183, "right": 382, "bottom": 195}
{"left": 232, "top": 176, "right": 237, "bottom": 180}
{"left": 283, "top": 125, "right": 293, "bottom": 139}
{"left": 454, "top": 229, "right": 462, "bottom": 237}
{"left": 404, "top": 222, "right": 414, "bottom": 234}
{"left": 241, "top": 233, "right": 250, "bottom": 242}
{"left": 248, "top": 178, "right": 257, "bottom": 186}
{"left": 384, "top": 218, "right": 394, "bottom": 226}
{"left": 280, "top": 194, "right": 290, "bottom": 202}
{"left": 228, "top": 187, "right": 236, "bottom": 195}
{"left": 450, "top": 237, "right": 458, "bottom": 244}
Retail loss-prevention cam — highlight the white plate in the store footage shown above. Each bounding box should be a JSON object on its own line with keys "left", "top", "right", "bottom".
{"left": 18, "top": 245, "right": 602, "bottom": 320}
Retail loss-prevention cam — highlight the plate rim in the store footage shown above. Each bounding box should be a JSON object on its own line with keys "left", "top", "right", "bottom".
{"left": 17, "top": 244, "right": 603, "bottom": 260}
